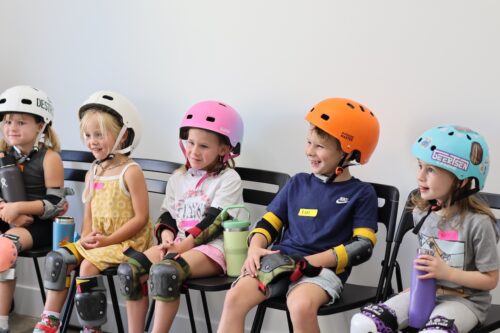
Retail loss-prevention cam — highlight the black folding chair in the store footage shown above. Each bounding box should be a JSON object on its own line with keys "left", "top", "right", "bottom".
{"left": 383, "top": 190, "right": 500, "bottom": 333}
{"left": 250, "top": 182, "right": 400, "bottom": 333}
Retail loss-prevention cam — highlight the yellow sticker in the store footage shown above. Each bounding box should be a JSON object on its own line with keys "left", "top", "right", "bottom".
{"left": 298, "top": 209, "right": 318, "bottom": 217}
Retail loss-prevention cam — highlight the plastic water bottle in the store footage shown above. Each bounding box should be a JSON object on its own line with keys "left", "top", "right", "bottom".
{"left": 52, "top": 216, "right": 75, "bottom": 250}
{"left": 0, "top": 154, "right": 27, "bottom": 202}
{"left": 222, "top": 205, "right": 251, "bottom": 277}
{"left": 408, "top": 247, "right": 436, "bottom": 328}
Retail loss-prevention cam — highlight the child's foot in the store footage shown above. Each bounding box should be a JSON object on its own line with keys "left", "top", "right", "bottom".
{"left": 33, "top": 314, "right": 60, "bottom": 333}
{"left": 80, "top": 326, "right": 102, "bottom": 333}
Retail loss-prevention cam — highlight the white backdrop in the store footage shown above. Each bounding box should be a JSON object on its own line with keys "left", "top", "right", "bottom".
{"left": 1, "top": 1, "right": 500, "bottom": 332}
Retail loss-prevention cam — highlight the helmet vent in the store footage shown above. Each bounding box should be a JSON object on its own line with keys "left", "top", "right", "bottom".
{"left": 0, "top": 99, "right": 5, "bottom": 104}
{"left": 206, "top": 116, "right": 215, "bottom": 122}
{"left": 320, "top": 114, "right": 330, "bottom": 121}
{"left": 218, "top": 102, "right": 227, "bottom": 107}
{"left": 370, "top": 112, "right": 374, "bottom": 116}
{"left": 417, "top": 138, "right": 422, "bottom": 143}
{"left": 21, "top": 99, "right": 32, "bottom": 105}
{"left": 186, "top": 114, "right": 193, "bottom": 119}
{"left": 346, "top": 103, "right": 355, "bottom": 109}
{"left": 102, "top": 95, "right": 114, "bottom": 101}
{"left": 430, "top": 145, "right": 436, "bottom": 151}
{"left": 448, "top": 131, "right": 454, "bottom": 136}
{"left": 359, "top": 105, "right": 365, "bottom": 112}
{"left": 309, "top": 107, "right": 315, "bottom": 112}
{"left": 466, "top": 134, "right": 472, "bottom": 140}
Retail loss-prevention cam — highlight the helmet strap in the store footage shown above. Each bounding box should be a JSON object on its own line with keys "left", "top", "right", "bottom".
{"left": 98, "top": 125, "right": 128, "bottom": 163}
{"left": 326, "top": 154, "right": 349, "bottom": 183}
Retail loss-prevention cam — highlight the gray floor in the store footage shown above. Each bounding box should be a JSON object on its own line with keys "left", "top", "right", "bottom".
{"left": 9, "top": 313, "right": 80, "bottom": 333}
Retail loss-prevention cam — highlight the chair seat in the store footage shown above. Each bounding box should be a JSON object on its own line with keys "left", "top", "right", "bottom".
{"left": 18, "top": 245, "right": 52, "bottom": 258}
{"left": 184, "top": 276, "right": 237, "bottom": 292}
{"left": 472, "top": 304, "right": 500, "bottom": 333}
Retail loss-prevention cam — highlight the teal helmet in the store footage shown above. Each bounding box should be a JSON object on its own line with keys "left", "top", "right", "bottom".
{"left": 411, "top": 125, "right": 489, "bottom": 192}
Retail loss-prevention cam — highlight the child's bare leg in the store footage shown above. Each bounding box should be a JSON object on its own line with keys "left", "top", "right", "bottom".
{"left": 151, "top": 249, "right": 222, "bottom": 333}
{"left": 125, "top": 246, "right": 163, "bottom": 333}
{"left": 218, "top": 276, "right": 266, "bottom": 333}
{"left": 286, "top": 283, "right": 329, "bottom": 333}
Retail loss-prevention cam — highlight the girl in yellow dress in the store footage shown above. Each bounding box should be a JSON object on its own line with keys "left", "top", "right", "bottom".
{"left": 34, "top": 91, "right": 152, "bottom": 333}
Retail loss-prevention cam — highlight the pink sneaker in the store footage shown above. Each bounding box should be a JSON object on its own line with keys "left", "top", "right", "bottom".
{"left": 33, "top": 314, "right": 60, "bottom": 333}
{"left": 80, "top": 327, "right": 103, "bottom": 333}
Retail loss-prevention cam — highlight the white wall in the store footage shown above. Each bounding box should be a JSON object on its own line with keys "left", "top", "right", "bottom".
{"left": 2, "top": 1, "right": 500, "bottom": 332}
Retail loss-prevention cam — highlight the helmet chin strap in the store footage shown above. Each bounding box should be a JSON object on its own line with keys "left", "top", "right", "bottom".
{"left": 12, "top": 123, "right": 48, "bottom": 164}
{"left": 96, "top": 125, "right": 128, "bottom": 165}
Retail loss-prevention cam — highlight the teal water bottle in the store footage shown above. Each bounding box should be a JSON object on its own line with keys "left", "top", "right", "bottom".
{"left": 222, "top": 205, "right": 251, "bottom": 277}
{"left": 52, "top": 216, "right": 75, "bottom": 250}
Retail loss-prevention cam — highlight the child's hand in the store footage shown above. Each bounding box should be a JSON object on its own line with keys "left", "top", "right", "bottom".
{"left": 0, "top": 202, "right": 21, "bottom": 224}
{"left": 243, "top": 247, "right": 280, "bottom": 278}
{"left": 9, "top": 214, "right": 34, "bottom": 228}
{"left": 80, "top": 231, "right": 109, "bottom": 249}
{"left": 415, "top": 254, "right": 451, "bottom": 281}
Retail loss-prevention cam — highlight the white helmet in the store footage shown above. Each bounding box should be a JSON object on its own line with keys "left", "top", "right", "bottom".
{"left": 0, "top": 85, "right": 54, "bottom": 123}
{"left": 79, "top": 91, "right": 142, "bottom": 155}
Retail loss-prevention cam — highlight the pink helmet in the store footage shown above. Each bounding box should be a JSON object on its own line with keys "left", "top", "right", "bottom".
{"left": 179, "top": 101, "right": 244, "bottom": 158}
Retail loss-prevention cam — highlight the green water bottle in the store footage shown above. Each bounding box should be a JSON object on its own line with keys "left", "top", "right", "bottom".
{"left": 222, "top": 205, "right": 251, "bottom": 277}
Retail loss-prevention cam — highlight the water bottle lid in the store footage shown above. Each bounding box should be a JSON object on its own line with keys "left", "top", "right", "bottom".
{"left": 0, "top": 155, "right": 16, "bottom": 168}
{"left": 223, "top": 220, "right": 251, "bottom": 230}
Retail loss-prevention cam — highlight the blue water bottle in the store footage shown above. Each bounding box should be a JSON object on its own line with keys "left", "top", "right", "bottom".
{"left": 53, "top": 216, "right": 75, "bottom": 250}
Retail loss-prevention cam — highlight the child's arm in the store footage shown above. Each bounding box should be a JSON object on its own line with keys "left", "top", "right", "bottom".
{"left": 84, "top": 165, "right": 149, "bottom": 248}
{"left": 0, "top": 150, "right": 64, "bottom": 224}
{"left": 415, "top": 254, "right": 499, "bottom": 291}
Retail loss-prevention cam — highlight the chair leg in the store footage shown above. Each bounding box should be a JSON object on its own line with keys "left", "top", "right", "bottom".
{"left": 199, "top": 291, "right": 212, "bottom": 333}
{"left": 60, "top": 273, "right": 77, "bottom": 333}
{"left": 285, "top": 310, "right": 293, "bottom": 333}
{"left": 32, "top": 257, "right": 46, "bottom": 304}
{"left": 106, "top": 275, "right": 125, "bottom": 333}
{"left": 250, "top": 304, "right": 267, "bottom": 333}
{"left": 145, "top": 299, "right": 155, "bottom": 332}
{"left": 184, "top": 290, "right": 197, "bottom": 333}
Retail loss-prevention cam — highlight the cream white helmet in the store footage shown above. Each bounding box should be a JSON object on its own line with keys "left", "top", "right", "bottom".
{"left": 79, "top": 91, "right": 142, "bottom": 155}
{"left": 0, "top": 85, "right": 53, "bottom": 123}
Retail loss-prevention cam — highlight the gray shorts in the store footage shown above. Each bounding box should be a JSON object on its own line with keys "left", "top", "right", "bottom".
{"left": 288, "top": 268, "right": 343, "bottom": 305}
{"left": 233, "top": 268, "right": 343, "bottom": 305}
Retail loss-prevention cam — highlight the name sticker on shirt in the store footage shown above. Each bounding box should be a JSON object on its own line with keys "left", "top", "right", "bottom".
{"left": 298, "top": 209, "right": 318, "bottom": 217}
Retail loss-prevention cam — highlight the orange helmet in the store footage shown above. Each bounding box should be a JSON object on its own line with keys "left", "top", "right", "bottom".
{"left": 305, "top": 98, "right": 379, "bottom": 164}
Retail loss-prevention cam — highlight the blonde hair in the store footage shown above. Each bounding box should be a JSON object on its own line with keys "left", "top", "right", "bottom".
{"left": 80, "top": 109, "right": 124, "bottom": 149}
{"left": 411, "top": 178, "right": 496, "bottom": 226}
{"left": 0, "top": 113, "right": 61, "bottom": 152}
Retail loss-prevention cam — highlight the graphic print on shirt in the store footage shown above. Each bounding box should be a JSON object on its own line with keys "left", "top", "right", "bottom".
{"left": 419, "top": 232, "right": 465, "bottom": 289}
{"left": 176, "top": 189, "right": 211, "bottom": 234}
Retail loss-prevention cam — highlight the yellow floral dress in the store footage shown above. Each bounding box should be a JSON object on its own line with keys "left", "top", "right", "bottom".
{"left": 74, "top": 162, "right": 153, "bottom": 271}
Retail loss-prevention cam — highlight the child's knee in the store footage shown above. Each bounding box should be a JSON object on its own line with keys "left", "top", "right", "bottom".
{"left": 287, "top": 297, "right": 318, "bottom": 319}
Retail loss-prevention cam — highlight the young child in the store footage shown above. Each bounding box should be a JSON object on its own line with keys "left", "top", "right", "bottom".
{"left": 0, "top": 85, "right": 67, "bottom": 333}
{"left": 218, "top": 97, "right": 380, "bottom": 333}
{"left": 117, "top": 100, "right": 244, "bottom": 333}
{"left": 351, "top": 125, "right": 499, "bottom": 333}
{"left": 34, "top": 91, "right": 153, "bottom": 333}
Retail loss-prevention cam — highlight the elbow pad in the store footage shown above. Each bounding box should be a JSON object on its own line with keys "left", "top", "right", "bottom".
{"left": 154, "top": 211, "right": 178, "bottom": 243}
{"left": 334, "top": 228, "right": 376, "bottom": 274}
{"left": 40, "top": 187, "right": 75, "bottom": 220}
{"left": 248, "top": 212, "right": 283, "bottom": 246}
{"left": 190, "top": 207, "right": 223, "bottom": 246}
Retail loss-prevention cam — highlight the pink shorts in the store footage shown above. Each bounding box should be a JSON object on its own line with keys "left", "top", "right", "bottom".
{"left": 192, "top": 244, "right": 227, "bottom": 274}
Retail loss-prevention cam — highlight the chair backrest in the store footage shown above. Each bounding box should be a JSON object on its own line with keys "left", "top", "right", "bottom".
{"left": 382, "top": 190, "right": 500, "bottom": 300}
{"left": 235, "top": 166, "right": 290, "bottom": 207}
{"left": 368, "top": 182, "right": 400, "bottom": 302}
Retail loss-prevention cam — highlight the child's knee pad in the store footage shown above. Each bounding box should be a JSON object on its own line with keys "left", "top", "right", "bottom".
{"left": 0, "top": 234, "right": 20, "bottom": 281}
{"left": 117, "top": 248, "right": 152, "bottom": 300}
{"left": 149, "top": 253, "right": 191, "bottom": 302}
{"left": 43, "top": 243, "right": 80, "bottom": 290}
{"left": 350, "top": 304, "right": 398, "bottom": 333}
{"left": 421, "top": 316, "right": 458, "bottom": 333}
{"left": 75, "top": 275, "right": 107, "bottom": 328}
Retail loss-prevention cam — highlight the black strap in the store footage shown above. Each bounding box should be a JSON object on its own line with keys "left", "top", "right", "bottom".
{"left": 124, "top": 247, "right": 153, "bottom": 272}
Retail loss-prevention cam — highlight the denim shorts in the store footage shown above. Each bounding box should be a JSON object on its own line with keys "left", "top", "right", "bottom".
{"left": 288, "top": 268, "right": 343, "bottom": 305}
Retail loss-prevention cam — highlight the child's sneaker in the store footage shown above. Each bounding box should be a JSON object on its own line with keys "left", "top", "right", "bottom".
{"left": 80, "top": 327, "right": 103, "bottom": 333}
{"left": 33, "top": 314, "right": 59, "bottom": 333}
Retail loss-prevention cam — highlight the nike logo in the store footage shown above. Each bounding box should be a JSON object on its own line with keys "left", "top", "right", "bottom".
{"left": 336, "top": 197, "right": 349, "bottom": 204}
